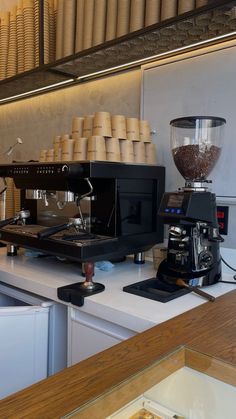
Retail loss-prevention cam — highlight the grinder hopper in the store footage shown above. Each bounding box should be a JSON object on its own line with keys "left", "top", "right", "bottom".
{"left": 170, "top": 116, "right": 226, "bottom": 182}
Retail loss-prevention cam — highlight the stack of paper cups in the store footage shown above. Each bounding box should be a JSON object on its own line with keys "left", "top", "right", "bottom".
{"left": 120, "top": 140, "right": 134, "bottom": 163}
{"left": 49, "top": 0, "right": 56, "bottom": 62}
{"left": 93, "top": 111, "right": 112, "bottom": 137}
{"left": 75, "top": 0, "right": 84, "bottom": 53}
{"left": 5, "top": 178, "right": 15, "bottom": 218}
{"left": 106, "top": 138, "right": 121, "bottom": 162}
{"left": 61, "top": 134, "right": 70, "bottom": 141}
{"left": 92, "top": 0, "right": 106, "bottom": 46}
{"left": 126, "top": 117, "right": 140, "bottom": 141}
{"left": 39, "top": 149, "right": 47, "bottom": 162}
{"left": 55, "top": 0, "right": 64, "bottom": 59}
{"left": 34, "top": 0, "right": 40, "bottom": 66}
{"left": 63, "top": 0, "right": 76, "bottom": 57}
{"left": 83, "top": 0, "right": 94, "bottom": 50}
{"left": 44, "top": 0, "right": 50, "bottom": 63}
{"left": 87, "top": 136, "right": 106, "bottom": 161}
{"left": 105, "top": 0, "right": 118, "bottom": 41}
{"left": 54, "top": 144, "right": 62, "bottom": 162}
{"left": 145, "top": 143, "right": 157, "bottom": 164}
{"left": 133, "top": 141, "right": 145, "bottom": 163}
{"left": 61, "top": 138, "right": 75, "bottom": 161}
{"left": 117, "top": 0, "right": 130, "bottom": 37}
{"left": 130, "top": 0, "right": 145, "bottom": 32}
{"left": 196, "top": 0, "right": 208, "bottom": 6}
{"left": 46, "top": 149, "right": 54, "bottom": 162}
{"left": 161, "top": 0, "right": 177, "bottom": 20}
{"left": 145, "top": 0, "right": 161, "bottom": 26}
{"left": 0, "top": 11, "right": 10, "bottom": 80}
{"left": 7, "top": 6, "right": 17, "bottom": 78}
{"left": 16, "top": 0, "right": 24, "bottom": 74}
{"left": 72, "top": 116, "right": 84, "bottom": 139}
{"left": 83, "top": 115, "right": 94, "bottom": 137}
{"left": 111, "top": 115, "right": 127, "bottom": 139}
{"left": 53, "top": 136, "right": 62, "bottom": 161}
{"left": 178, "top": 0, "right": 195, "bottom": 14}
{"left": 73, "top": 138, "right": 88, "bottom": 161}
{"left": 139, "top": 120, "right": 151, "bottom": 142}
{"left": 23, "top": 0, "right": 35, "bottom": 71}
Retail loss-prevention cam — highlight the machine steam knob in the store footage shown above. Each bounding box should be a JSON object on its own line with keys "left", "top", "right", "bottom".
{"left": 199, "top": 251, "right": 213, "bottom": 269}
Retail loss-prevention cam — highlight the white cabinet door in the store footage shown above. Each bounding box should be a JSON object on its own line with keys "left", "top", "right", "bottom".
{"left": 0, "top": 287, "right": 50, "bottom": 400}
{"left": 68, "top": 308, "right": 136, "bottom": 366}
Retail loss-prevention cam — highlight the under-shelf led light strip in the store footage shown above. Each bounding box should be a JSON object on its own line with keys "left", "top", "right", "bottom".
{"left": 77, "top": 31, "right": 236, "bottom": 81}
{"left": 0, "top": 79, "right": 74, "bottom": 104}
{"left": 0, "top": 31, "right": 236, "bottom": 104}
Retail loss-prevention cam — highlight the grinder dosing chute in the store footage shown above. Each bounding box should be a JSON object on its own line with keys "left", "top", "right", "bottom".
{"left": 170, "top": 116, "right": 225, "bottom": 184}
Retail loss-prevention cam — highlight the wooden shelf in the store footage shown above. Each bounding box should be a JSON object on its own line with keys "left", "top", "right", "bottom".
{"left": 0, "top": 0, "right": 235, "bottom": 103}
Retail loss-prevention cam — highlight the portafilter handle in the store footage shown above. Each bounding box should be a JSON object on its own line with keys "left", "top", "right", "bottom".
{"left": 37, "top": 223, "right": 69, "bottom": 239}
{"left": 0, "top": 217, "right": 17, "bottom": 228}
{"left": 37, "top": 217, "right": 83, "bottom": 239}
{"left": 0, "top": 210, "right": 30, "bottom": 228}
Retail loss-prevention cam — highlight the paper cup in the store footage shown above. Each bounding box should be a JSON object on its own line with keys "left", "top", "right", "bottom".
{"left": 72, "top": 116, "right": 84, "bottom": 137}
{"left": 120, "top": 139, "right": 134, "bottom": 163}
{"left": 133, "top": 141, "right": 145, "bottom": 163}
{"left": 83, "top": 115, "right": 94, "bottom": 137}
{"left": 106, "top": 137, "right": 121, "bottom": 162}
{"left": 111, "top": 114, "right": 127, "bottom": 139}
{"left": 93, "top": 111, "right": 112, "bottom": 137}
{"left": 73, "top": 138, "right": 88, "bottom": 161}
{"left": 126, "top": 117, "right": 140, "bottom": 141}
{"left": 139, "top": 120, "right": 151, "bottom": 142}
{"left": 87, "top": 136, "right": 106, "bottom": 161}
{"left": 61, "top": 138, "right": 75, "bottom": 161}
{"left": 145, "top": 143, "right": 157, "bottom": 164}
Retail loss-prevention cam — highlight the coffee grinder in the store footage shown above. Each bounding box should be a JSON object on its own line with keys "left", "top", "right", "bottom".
{"left": 158, "top": 116, "right": 226, "bottom": 292}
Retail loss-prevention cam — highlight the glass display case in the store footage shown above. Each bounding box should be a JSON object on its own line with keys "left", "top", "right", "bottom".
{"left": 64, "top": 347, "right": 236, "bottom": 419}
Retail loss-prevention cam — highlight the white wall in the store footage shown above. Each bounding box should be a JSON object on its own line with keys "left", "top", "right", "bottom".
{"left": 141, "top": 41, "right": 236, "bottom": 248}
{"left": 0, "top": 70, "right": 141, "bottom": 162}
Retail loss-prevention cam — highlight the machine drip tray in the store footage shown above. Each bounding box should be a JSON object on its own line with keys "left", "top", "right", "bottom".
{"left": 123, "top": 278, "right": 191, "bottom": 303}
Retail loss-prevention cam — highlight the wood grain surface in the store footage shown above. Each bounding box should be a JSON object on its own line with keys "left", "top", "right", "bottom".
{"left": 1, "top": 290, "right": 236, "bottom": 418}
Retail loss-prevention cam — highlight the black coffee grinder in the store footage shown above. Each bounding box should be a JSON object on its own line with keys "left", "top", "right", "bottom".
{"left": 158, "top": 116, "right": 226, "bottom": 292}
{"left": 123, "top": 116, "right": 226, "bottom": 302}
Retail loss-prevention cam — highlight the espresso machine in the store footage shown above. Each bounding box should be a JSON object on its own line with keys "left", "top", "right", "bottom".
{"left": 0, "top": 161, "right": 165, "bottom": 305}
{"left": 124, "top": 116, "right": 225, "bottom": 302}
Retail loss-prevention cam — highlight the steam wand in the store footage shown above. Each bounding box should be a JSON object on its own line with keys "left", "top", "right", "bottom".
{"left": 2, "top": 138, "right": 23, "bottom": 156}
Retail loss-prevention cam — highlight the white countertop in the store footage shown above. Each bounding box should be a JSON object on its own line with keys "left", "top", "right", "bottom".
{"left": 0, "top": 248, "right": 235, "bottom": 333}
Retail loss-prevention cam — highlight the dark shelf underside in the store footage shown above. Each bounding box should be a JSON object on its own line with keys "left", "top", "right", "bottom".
{"left": 0, "top": 0, "right": 235, "bottom": 102}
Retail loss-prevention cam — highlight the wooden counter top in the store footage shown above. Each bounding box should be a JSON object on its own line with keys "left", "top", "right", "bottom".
{"left": 1, "top": 289, "right": 236, "bottom": 418}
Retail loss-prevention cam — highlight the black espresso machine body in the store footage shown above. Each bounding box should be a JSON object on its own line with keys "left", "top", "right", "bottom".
{"left": 158, "top": 189, "right": 222, "bottom": 287}
{"left": 0, "top": 161, "right": 165, "bottom": 263}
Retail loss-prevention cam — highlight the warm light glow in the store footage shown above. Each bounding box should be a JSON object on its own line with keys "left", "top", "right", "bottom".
{"left": 0, "top": 79, "right": 74, "bottom": 104}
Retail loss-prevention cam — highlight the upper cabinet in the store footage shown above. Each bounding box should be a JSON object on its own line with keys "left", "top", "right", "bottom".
{"left": 0, "top": 0, "right": 235, "bottom": 103}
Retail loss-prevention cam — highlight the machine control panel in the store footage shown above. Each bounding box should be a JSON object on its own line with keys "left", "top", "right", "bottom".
{"left": 5, "top": 163, "right": 71, "bottom": 177}
{"left": 159, "top": 192, "right": 187, "bottom": 217}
